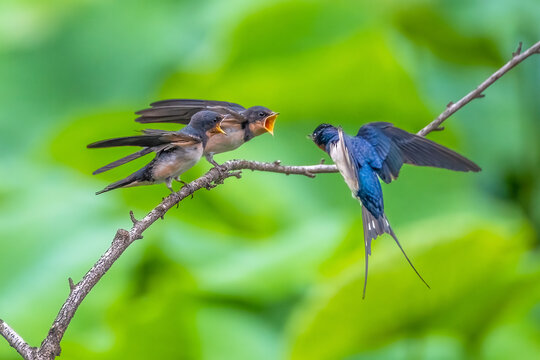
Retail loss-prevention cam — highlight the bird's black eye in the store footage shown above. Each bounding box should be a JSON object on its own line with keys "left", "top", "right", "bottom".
{"left": 258, "top": 112, "right": 266, "bottom": 118}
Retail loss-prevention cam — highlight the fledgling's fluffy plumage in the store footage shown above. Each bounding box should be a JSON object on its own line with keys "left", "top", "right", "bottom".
{"left": 134, "top": 99, "right": 278, "bottom": 165}
{"left": 88, "top": 111, "right": 226, "bottom": 194}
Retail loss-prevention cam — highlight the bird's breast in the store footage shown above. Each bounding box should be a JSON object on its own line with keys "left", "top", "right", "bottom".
{"left": 152, "top": 143, "right": 203, "bottom": 180}
{"left": 329, "top": 140, "right": 360, "bottom": 195}
{"left": 204, "top": 127, "right": 244, "bottom": 154}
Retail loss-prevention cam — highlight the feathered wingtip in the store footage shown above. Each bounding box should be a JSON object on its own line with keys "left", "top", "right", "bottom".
{"left": 92, "top": 148, "right": 153, "bottom": 175}
{"left": 95, "top": 171, "right": 144, "bottom": 195}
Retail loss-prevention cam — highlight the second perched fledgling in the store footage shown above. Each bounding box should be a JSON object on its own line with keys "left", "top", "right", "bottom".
{"left": 134, "top": 99, "right": 278, "bottom": 165}
{"left": 87, "top": 111, "right": 226, "bottom": 194}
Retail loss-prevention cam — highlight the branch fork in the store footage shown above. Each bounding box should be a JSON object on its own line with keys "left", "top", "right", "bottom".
{"left": 2, "top": 40, "right": 539, "bottom": 360}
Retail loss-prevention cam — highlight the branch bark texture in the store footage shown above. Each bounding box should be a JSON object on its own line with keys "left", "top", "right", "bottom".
{"left": 1, "top": 40, "right": 539, "bottom": 360}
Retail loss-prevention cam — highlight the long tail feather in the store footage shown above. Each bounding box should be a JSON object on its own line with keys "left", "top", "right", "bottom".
{"left": 361, "top": 206, "right": 429, "bottom": 298}
{"left": 92, "top": 147, "right": 153, "bottom": 175}
{"left": 386, "top": 227, "right": 430, "bottom": 289}
{"left": 87, "top": 135, "right": 166, "bottom": 148}
{"left": 363, "top": 246, "right": 369, "bottom": 299}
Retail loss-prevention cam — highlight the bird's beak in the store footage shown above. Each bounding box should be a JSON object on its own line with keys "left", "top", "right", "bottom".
{"left": 263, "top": 112, "right": 279, "bottom": 135}
{"left": 211, "top": 122, "right": 227, "bottom": 135}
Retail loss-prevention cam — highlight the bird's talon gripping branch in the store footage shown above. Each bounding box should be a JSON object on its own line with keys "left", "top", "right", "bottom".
{"left": 446, "top": 101, "right": 454, "bottom": 108}
{"left": 178, "top": 182, "right": 195, "bottom": 199}
{"left": 273, "top": 160, "right": 281, "bottom": 166}
{"left": 217, "top": 165, "right": 230, "bottom": 175}
{"left": 205, "top": 153, "right": 220, "bottom": 167}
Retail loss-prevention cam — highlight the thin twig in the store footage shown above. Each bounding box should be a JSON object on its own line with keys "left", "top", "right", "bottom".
{"left": 129, "top": 210, "right": 138, "bottom": 225}
{"left": 1, "top": 40, "right": 539, "bottom": 360}
{"left": 68, "top": 278, "right": 75, "bottom": 292}
{"left": 417, "top": 40, "right": 540, "bottom": 137}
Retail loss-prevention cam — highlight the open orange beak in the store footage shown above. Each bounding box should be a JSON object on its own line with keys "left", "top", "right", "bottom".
{"left": 263, "top": 112, "right": 279, "bottom": 135}
{"left": 210, "top": 122, "right": 227, "bottom": 135}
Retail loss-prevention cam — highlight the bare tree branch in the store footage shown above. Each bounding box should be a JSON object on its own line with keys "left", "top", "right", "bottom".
{"left": 1, "top": 40, "right": 539, "bottom": 360}
{"left": 0, "top": 320, "right": 36, "bottom": 360}
{"left": 417, "top": 40, "right": 540, "bottom": 136}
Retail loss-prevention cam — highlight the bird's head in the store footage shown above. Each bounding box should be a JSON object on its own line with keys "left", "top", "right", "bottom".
{"left": 245, "top": 106, "right": 279, "bottom": 136}
{"left": 311, "top": 123, "right": 338, "bottom": 151}
{"left": 190, "top": 111, "right": 227, "bottom": 135}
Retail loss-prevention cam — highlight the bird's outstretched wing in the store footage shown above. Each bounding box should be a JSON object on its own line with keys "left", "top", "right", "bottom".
{"left": 135, "top": 99, "right": 246, "bottom": 124}
{"left": 87, "top": 130, "right": 200, "bottom": 149}
{"left": 357, "top": 122, "right": 481, "bottom": 184}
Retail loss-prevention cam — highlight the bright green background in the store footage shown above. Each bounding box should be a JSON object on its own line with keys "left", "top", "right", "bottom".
{"left": 1, "top": 0, "right": 540, "bottom": 359}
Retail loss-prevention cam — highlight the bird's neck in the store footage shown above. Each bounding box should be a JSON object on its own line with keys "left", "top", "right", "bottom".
{"left": 183, "top": 125, "right": 205, "bottom": 144}
{"left": 321, "top": 131, "right": 340, "bottom": 153}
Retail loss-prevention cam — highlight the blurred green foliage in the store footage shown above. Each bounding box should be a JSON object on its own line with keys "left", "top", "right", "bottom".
{"left": 1, "top": 0, "right": 540, "bottom": 359}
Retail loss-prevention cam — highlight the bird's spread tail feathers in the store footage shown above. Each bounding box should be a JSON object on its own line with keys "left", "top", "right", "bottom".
{"left": 361, "top": 206, "right": 430, "bottom": 298}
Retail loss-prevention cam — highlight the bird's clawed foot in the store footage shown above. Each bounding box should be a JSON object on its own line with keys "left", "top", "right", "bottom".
{"left": 206, "top": 154, "right": 221, "bottom": 168}
{"left": 166, "top": 179, "right": 176, "bottom": 193}
{"left": 176, "top": 179, "right": 187, "bottom": 186}
{"left": 175, "top": 178, "right": 194, "bottom": 199}
{"left": 206, "top": 153, "right": 229, "bottom": 174}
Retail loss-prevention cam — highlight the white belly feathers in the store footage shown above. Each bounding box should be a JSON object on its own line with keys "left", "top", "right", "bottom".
{"left": 204, "top": 127, "right": 244, "bottom": 154}
{"left": 152, "top": 143, "right": 203, "bottom": 181}
{"left": 329, "top": 129, "right": 359, "bottom": 195}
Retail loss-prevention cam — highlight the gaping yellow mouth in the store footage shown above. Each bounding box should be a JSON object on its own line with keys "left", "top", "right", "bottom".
{"left": 210, "top": 123, "right": 227, "bottom": 135}
{"left": 263, "top": 112, "right": 279, "bottom": 135}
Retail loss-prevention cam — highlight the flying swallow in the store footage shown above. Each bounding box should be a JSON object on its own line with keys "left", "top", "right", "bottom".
{"left": 311, "top": 122, "right": 481, "bottom": 298}
{"left": 134, "top": 99, "right": 279, "bottom": 165}
{"left": 87, "top": 111, "right": 226, "bottom": 194}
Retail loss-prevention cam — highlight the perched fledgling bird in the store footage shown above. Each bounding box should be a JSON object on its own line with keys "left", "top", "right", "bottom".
{"left": 311, "top": 122, "right": 481, "bottom": 298}
{"left": 134, "top": 99, "right": 279, "bottom": 165}
{"left": 87, "top": 111, "right": 226, "bottom": 194}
